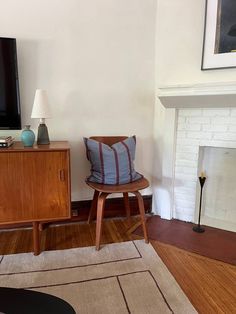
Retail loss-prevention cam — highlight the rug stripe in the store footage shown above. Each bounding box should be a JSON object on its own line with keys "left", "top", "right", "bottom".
{"left": 23, "top": 270, "right": 173, "bottom": 313}
{"left": 0, "top": 242, "right": 141, "bottom": 276}
{"left": 147, "top": 270, "right": 174, "bottom": 313}
{"left": 117, "top": 276, "right": 131, "bottom": 314}
{"left": 0, "top": 257, "right": 142, "bottom": 276}
{"left": 20, "top": 270, "right": 150, "bottom": 289}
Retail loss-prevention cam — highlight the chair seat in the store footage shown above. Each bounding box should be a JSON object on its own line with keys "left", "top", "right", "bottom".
{"left": 86, "top": 177, "right": 149, "bottom": 193}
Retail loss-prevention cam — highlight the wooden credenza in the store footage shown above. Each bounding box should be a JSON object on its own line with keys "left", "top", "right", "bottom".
{"left": 0, "top": 141, "right": 71, "bottom": 255}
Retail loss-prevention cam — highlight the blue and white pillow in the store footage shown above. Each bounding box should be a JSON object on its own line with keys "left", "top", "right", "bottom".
{"left": 84, "top": 136, "right": 142, "bottom": 185}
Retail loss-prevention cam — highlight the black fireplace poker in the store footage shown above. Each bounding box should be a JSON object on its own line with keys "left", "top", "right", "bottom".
{"left": 193, "top": 175, "right": 206, "bottom": 233}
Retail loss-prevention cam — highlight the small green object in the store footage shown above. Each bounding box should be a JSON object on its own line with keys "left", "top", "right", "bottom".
{"left": 21, "top": 125, "right": 35, "bottom": 147}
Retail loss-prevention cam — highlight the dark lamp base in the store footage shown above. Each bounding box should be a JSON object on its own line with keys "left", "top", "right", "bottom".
{"left": 193, "top": 226, "right": 205, "bottom": 233}
{"left": 37, "top": 123, "right": 50, "bottom": 145}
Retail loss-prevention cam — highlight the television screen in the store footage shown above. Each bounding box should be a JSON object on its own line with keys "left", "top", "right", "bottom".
{"left": 0, "top": 37, "right": 21, "bottom": 130}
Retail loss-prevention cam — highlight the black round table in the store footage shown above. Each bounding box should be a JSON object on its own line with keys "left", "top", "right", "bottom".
{"left": 0, "top": 287, "right": 76, "bottom": 314}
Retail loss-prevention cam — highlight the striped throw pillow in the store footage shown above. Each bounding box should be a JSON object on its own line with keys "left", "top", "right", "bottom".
{"left": 84, "top": 136, "right": 142, "bottom": 185}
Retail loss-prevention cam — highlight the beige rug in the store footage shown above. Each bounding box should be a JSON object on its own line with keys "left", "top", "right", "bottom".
{"left": 0, "top": 240, "right": 196, "bottom": 314}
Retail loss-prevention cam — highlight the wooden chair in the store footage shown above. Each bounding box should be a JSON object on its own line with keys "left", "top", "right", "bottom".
{"left": 86, "top": 136, "right": 149, "bottom": 250}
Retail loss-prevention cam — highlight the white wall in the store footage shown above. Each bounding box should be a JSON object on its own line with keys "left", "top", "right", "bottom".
{"left": 0, "top": 0, "right": 156, "bottom": 201}
{"left": 153, "top": 0, "right": 236, "bottom": 215}
{"left": 156, "top": 0, "right": 236, "bottom": 86}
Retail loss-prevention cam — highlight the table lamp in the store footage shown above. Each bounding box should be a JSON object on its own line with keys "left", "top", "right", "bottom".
{"left": 31, "top": 89, "right": 51, "bottom": 145}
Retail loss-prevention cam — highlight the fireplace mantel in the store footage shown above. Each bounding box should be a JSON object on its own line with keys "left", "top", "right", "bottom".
{"left": 153, "top": 82, "right": 236, "bottom": 227}
{"left": 157, "top": 81, "right": 236, "bottom": 108}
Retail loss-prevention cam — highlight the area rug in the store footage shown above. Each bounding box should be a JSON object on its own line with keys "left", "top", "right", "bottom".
{"left": 0, "top": 240, "right": 196, "bottom": 314}
{"left": 133, "top": 216, "right": 236, "bottom": 265}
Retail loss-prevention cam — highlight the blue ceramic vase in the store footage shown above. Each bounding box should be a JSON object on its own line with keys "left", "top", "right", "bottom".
{"left": 21, "top": 125, "right": 35, "bottom": 147}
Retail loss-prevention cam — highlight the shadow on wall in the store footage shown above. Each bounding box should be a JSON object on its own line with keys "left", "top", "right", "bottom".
{"left": 70, "top": 139, "right": 92, "bottom": 201}
{"left": 152, "top": 175, "right": 187, "bottom": 219}
{"left": 18, "top": 38, "right": 58, "bottom": 131}
{"left": 50, "top": 89, "right": 154, "bottom": 201}
{"left": 18, "top": 39, "right": 39, "bottom": 127}
{"left": 133, "top": 135, "right": 153, "bottom": 189}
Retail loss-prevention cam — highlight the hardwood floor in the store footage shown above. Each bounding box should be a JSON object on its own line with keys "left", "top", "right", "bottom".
{"left": 151, "top": 241, "right": 236, "bottom": 314}
{"left": 0, "top": 216, "right": 235, "bottom": 313}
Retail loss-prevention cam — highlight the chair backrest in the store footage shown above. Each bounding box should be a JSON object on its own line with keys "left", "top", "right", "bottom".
{"left": 90, "top": 136, "right": 128, "bottom": 146}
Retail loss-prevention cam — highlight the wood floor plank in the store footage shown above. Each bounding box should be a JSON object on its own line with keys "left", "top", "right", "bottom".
{"left": 151, "top": 240, "right": 236, "bottom": 314}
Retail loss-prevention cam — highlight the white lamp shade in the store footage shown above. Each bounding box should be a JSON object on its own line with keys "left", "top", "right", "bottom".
{"left": 31, "top": 89, "right": 51, "bottom": 119}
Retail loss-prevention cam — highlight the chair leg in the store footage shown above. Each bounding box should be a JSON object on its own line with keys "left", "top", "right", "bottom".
{"left": 133, "top": 191, "right": 149, "bottom": 244}
{"left": 123, "top": 192, "right": 131, "bottom": 219}
{"left": 87, "top": 190, "right": 99, "bottom": 224}
{"left": 96, "top": 192, "right": 109, "bottom": 250}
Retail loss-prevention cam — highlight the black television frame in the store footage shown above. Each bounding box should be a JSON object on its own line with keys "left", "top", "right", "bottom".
{"left": 0, "top": 37, "right": 21, "bottom": 130}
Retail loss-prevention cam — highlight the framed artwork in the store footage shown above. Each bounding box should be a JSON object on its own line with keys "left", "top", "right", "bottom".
{"left": 202, "top": 0, "right": 236, "bottom": 70}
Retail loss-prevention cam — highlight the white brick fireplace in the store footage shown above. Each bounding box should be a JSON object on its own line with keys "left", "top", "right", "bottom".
{"left": 152, "top": 82, "right": 236, "bottom": 232}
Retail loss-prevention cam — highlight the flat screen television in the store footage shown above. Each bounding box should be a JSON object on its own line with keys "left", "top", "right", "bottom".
{"left": 0, "top": 37, "right": 21, "bottom": 130}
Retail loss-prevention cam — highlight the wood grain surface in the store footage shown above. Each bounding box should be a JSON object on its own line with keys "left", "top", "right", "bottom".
{"left": 0, "top": 144, "right": 71, "bottom": 224}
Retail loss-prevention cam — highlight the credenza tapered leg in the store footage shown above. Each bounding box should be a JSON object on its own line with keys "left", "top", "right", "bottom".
{"left": 33, "top": 221, "right": 40, "bottom": 256}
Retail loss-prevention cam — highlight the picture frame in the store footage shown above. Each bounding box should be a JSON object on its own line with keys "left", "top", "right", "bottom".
{"left": 201, "top": 0, "right": 236, "bottom": 70}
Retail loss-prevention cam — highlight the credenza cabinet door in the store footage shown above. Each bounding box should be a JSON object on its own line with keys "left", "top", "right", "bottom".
{"left": 0, "top": 150, "right": 70, "bottom": 224}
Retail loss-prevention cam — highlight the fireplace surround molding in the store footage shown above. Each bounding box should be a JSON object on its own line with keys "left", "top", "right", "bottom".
{"left": 152, "top": 82, "right": 236, "bottom": 232}
{"left": 157, "top": 81, "right": 236, "bottom": 109}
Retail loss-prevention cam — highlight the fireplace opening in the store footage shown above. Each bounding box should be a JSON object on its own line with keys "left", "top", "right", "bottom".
{"left": 197, "top": 146, "right": 236, "bottom": 232}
